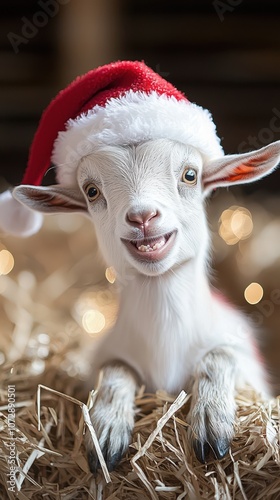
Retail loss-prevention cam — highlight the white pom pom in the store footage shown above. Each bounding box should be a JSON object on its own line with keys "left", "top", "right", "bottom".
{"left": 0, "top": 190, "right": 43, "bottom": 237}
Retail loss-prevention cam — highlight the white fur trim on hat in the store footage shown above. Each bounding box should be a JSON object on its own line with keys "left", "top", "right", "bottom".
{"left": 0, "top": 190, "right": 43, "bottom": 237}
{"left": 52, "top": 91, "right": 224, "bottom": 186}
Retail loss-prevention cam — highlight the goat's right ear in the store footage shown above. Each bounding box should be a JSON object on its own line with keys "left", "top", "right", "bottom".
{"left": 202, "top": 140, "right": 280, "bottom": 196}
{"left": 13, "top": 185, "right": 88, "bottom": 214}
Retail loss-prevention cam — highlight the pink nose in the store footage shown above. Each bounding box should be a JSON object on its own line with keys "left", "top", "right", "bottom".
{"left": 127, "top": 209, "right": 158, "bottom": 227}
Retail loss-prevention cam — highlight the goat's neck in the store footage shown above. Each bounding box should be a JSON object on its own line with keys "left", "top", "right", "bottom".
{"left": 109, "top": 258, "right": 214, "bottom": 393}
{"left": 117, "top": 258, "right": 212, "bottom": 333}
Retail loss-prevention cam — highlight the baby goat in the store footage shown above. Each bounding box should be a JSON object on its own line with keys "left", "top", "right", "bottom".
{"left": 14, "top": 137, "right": 280, "bottom": 471}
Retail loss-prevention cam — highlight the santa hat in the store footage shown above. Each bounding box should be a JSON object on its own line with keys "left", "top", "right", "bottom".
{"left": 0, "top": 60, "right": 223, "bottom": 237}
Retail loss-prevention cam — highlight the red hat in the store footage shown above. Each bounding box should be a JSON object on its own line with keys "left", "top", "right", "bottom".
{"left": 0, "top": 60, "right": 223, "bottom": 236}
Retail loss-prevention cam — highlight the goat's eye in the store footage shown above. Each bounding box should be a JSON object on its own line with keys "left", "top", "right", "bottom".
{"left": 182, "top": 168, "right": 197, "bottom": 185}
{"left": 84, "top": 183, "right": 100, "bottom": 202}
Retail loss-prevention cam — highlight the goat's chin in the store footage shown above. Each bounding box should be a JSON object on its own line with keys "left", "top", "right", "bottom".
{"left": 132, "top": 260, "right": 174, "bottom": 277}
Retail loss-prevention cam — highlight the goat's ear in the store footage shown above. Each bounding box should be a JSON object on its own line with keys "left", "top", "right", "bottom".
{"left": 13, "top": 185, "right": 88, "bottom": 214}
{"left": 202, "top": 140, "right": 280, "bottom": 196}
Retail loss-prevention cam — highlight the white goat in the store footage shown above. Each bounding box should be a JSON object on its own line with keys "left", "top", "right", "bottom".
{"left": 13, "top": 137, "right": 280, "bottom": 472}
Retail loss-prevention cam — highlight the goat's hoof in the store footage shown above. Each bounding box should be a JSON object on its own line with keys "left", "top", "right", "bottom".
{"left": 193, "top": 439, "right": 211, "bottom": 463}
{"left": 193, "top": 437, "right": 230, "bottom": 464}
{"left": 212, "top": 437, "right": 230, "bottom": 460}
{"left": 85, "top": 407, "right": 134, "bottom": 474}
{"left": 87, "top": 446, "right": 125, "bottom": 474}
{"left": 189, "top": 396, "right": 235, "bottom": 464}
{"left": 87, "top": 450, "right": 100, "bottom": 474}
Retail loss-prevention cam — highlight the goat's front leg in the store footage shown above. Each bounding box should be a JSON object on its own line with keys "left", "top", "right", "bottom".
{"left": 189, "top": 346, "right": 237, "bottom": 463}
{"left": 86, "top": 362, "right": 138, "bottom": 473}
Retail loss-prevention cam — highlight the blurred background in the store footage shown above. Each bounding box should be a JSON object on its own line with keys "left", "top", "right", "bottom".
{"left": 0, "top": 0, "right": 279, "bottom": 392}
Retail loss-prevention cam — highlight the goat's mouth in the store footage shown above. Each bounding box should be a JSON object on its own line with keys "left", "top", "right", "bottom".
{"left": 122, "top": 231, "right": 177, "bottom": 262}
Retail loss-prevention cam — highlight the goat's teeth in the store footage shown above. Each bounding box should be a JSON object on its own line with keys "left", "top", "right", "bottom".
{"left": 152, "top": 240, "right": 165, "bottom": 250}
{"left": 138, "top": 244, "right": 152, "bottom": 252}
{"left": 137, "top": 239, "right": 165, "bottom": 252}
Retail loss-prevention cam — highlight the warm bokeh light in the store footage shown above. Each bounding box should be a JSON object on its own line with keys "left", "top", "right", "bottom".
{"left": 218, "top": 224, "right": 239, "bottom": 245}
{"left": 30, "top": 359, "right": 45, "bottom": 374}
{"left": 105, "top": 266, "right": 116, "bottom": 284}
{"left": 244, "top": 282, "right": 264, "bottom": 305}
{"left": 0, "top": 249, "right": 14, "bottom": 275}
{"left": 82, "top": 309, "right": 106, "bottom": 334}
{"left": 73, "top": 288, "right": 116, "bottom": 334}
{"left": 230, "top": 210, "right": 253, "bottom": 239}
{"left": 219, "top": 206, "right": 253, "bottom": 245}
{"left": 37, "top": 333, "right": 50, "bottom": 345}
{"left": 219, "top": 207, "right": 236, "bottom": 224}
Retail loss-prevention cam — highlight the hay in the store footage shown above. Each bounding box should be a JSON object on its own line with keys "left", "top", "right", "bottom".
{"left": 0, "top": 358, "right": 279, "bottom": 499}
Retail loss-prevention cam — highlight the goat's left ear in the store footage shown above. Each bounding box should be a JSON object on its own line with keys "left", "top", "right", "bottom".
{"left": 13, "top": 185, "right": 88, "bottom": 214}
{"left": 203, "top": 140, "right": 280, "bottom": 196}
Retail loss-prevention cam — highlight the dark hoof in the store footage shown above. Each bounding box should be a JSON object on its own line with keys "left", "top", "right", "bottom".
{"left": 212, "top": 438, "right": 230, "bottom": 460}
{"left": 88, "top": 450, "right": 100, "bottom": 474}
{"left": 193, "top": 437, "right": 230, "bottom": 463}
{"left": 106, "top": 449, "right": 124, "bottom": 472}
{"left": 193, "top": 440, "right": 211, "bottom": 463}
{"left": 87, "top": 446, "right": 125, "bottom": 474}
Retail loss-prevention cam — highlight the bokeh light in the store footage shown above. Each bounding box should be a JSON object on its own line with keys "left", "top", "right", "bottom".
{"left": 82, "top": 309, "right": 106, "bottom": 335}
{"left": 105, "top": 266, "right": 116, "bottom": 284}
{"left": 244, "top": 282, "right": 264, "bottom": 305}
{"left": 0, "top": 250, "right": 14, "bottom": 275}
{"left": 30, "top": 359, "right": 45, "bottom": 374}
{"left": 37, "top": 346, "right": 49, "bottom": 358}
{"left": 231, "top": 210, "right": 253, "bottom": 239}
{"left": 219, "top": 206, "right": 253, "bottom": 246}
{"left": 37, "top": 333, "right": 50, "bottom": 345}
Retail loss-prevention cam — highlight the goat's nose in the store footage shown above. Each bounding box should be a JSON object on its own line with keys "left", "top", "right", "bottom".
{"left": 127, "top": 209, "right": 158, "bottom": 227}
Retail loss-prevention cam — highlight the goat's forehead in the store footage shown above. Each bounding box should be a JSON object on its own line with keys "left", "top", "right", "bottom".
{"left": 77, "top": 141, "right": 203, "bottom": 182}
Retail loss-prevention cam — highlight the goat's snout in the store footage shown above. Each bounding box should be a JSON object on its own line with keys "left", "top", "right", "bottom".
{"left": 126, "top": 208, "right": 159, "bottom": 228}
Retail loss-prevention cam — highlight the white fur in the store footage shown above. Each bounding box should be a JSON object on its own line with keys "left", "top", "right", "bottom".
{"left": 52, "top": 91, "right": 224, "bottom": 186}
